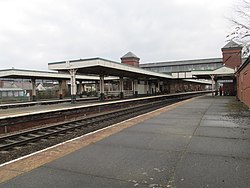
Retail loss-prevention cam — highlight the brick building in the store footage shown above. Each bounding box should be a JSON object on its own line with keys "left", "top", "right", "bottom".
{"left": 221, "top": 41, "right": 242, "bottom": 70}
{"left": 221, "top": 41, "right": 250, "bottom": 107}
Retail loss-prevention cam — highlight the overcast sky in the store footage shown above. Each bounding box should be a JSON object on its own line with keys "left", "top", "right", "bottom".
{"left": 0, "top": 0, "right": 238, "bottom": 70}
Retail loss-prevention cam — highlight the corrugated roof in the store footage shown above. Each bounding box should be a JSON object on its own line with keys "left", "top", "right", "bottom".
{"left": 140, "top": 58, "right": 223, "bottom": 67}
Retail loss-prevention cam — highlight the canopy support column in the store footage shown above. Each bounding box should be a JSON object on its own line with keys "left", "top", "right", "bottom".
{"left": 119, "top": 77, "right": 124, "bottom": 99}
{"left": 145, "top": 79, "right": 149, "bottom": 95}
{"left": 133, "top": 79, "right": 138, "bottom": 97}
{"left": 215, "top": 79, "right": 219, "bottom": 96}
{"left": 100, "top": 74, "right": 105, "bottom": 101}
{"left": 210, "top": 74, "right": 215, "bottom": 96}
{"left": 69, "top": 69, "right": 77, "bottom": 103}
{"left": 157, "top": 80, "right": 160, "bottom": 93}
{"left": 79, "top": 81, "right": 85, "bottom": 98}
{"left": 58, "top": 80, "right": 63, "bottom": 99}
{"left": 31, "top": 78, "right": 36, "bottom": 101}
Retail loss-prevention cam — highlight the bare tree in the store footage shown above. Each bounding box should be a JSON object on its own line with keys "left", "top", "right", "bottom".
{"left": 227, "top": 0, "right": 250, "bottom": 56}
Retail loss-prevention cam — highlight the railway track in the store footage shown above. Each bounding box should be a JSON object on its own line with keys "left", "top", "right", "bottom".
{"left": 0, "top": 97, "right": 187, "bottom": 152}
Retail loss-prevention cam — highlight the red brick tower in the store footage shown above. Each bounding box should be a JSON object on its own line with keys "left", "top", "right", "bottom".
{"left": 121, "top": 52, "right": 140, "bottom": 67}
{"left": 221, "top": 41, "right": 243, "bottom": 70}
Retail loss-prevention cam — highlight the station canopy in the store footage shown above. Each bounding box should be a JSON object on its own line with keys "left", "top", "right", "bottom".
{"left": 191, "top": 66, "right": 235, "bottom": 80}
{"left": 0, "top": 68, "right": 100, "bottom": 81}
{"left": 48, "top": 58, "right": 173, "bottom": 80}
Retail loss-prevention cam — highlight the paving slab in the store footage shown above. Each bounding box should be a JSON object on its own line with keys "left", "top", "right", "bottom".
{"left": 163, "top": 108, "right": 206, "bottom": 115}
{"left": 200, "top": 119, "right": 240, "bottom": 128}
{"left": 187, "top": 136, "right": 250, "bottom": 158}
{"left": 97, "top": 130, "right": 191, "bottom": 152}
{"left": 2, "top": 145, "right": 182, "bottom": 188}
{"left": 207, "top": 108, "right": 231, "bottom": 113}
{"left": 46, "top": 144, "right": 182, "bottom": 185}
{"left": 195, "top": 126, "right": 250, "bottom": 139}
{"left": 140, "top": 118, "right": 201, "bottom": 127}
{"left": 1, "top": 166, "right": 138, "bottom": 188}
{"left": 151, "top": 113, "right": 202, "bottom": 120}
{"left": 126, "top": 122, "right": 196, "bottom": 136}
{"left": 169, "top": 153, "right": 250, "bottom": 188}
{"left": 202, "top": 114, "right": 231, "bottom": 121}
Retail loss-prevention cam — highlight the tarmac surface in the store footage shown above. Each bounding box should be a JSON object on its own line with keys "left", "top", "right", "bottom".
{"left": 0, "top": 95, "right": 249, "bottom": 188}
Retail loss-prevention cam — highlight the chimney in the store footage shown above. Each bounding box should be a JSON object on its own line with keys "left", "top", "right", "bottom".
{"left": 221, "top": 41, "right": 242, "bottom": 69}
{"left": 121, "top": 52, "right": 140, "bottom": 67}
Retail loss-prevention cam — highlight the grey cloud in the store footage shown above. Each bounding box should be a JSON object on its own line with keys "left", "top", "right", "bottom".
{"left": 0, "top": 0, "right": 235, "bottom": 70}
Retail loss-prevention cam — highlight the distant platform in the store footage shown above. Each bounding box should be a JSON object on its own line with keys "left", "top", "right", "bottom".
{"left": 0, "top": 97, "right": 98, "bottom": 109}
{"left": 0, "top": 97, "right": 99, "bottom": 120}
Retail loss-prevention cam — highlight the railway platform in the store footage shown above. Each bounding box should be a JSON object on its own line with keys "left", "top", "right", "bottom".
{"left": 0, "top": 95, "right": 249, "bottom": 187}
{"left": 0, "top": 97, "right": 99, "bottom": 118}
{"left": 0, "top": 97, "right": 99, "bottom": 110}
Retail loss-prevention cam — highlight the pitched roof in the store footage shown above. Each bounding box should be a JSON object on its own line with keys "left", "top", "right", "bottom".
{"left": 191, "top": 66, "right": 234, "bottom": 76}
{"left": 49, "top": 58, "right": 172, "bottom": 79}
{"left": 212, "top": 66, "right": 235, "bottom": 75}
{"left": 121, "top": 52, "right": 140, "bottom": 59}
{"left": 222, "top": 41, "right": 242, "bottom": 49}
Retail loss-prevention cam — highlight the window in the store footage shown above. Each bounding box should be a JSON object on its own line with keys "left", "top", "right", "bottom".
{"left": 14, "top": 91, "right": 19, "bottom": 97}
{"left": 2, "top": 91, "right": 7, "bottom": 97}
{"left": 8, "top": 91, "right": 13, "bottom": 97}
{"left": 19, "top": 91, "right": 24, "bottom": 96}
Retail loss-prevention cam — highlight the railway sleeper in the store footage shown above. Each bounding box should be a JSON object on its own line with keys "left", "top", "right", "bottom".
{"left": 46, "top": 129, "right": 57, "bottom": 133}
{"left": 4, "top": 139, "right": 18, "bottom": 144}
{"left": 58, "top": 133, "right": 66, "bottom": 136}
{"left": 28, "top": 133, "right": 41, "bottom": 137}
{"left": 19, "top": 136, "right": 31, "bottom": 140}
{"left": 54, "top": 127, "right": 67, "bottom": 131}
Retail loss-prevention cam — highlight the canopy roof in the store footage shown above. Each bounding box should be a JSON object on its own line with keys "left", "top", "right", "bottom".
{"left": 0, "top": 69, "right": 100, "bottom": 80}
{"left": 48, "top": 58, "right": 173, "bottom": 80}
{"left": 191, "top": 66, "right": 235, "bottom": 79}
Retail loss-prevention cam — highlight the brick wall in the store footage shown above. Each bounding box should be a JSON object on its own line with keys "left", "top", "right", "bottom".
{"left": 242, "top": 63, "right": 250, "bottom": 107}
{"left": 222, "top": 48, "right": 242, "bottom": 69}
{"left": 237, "top": 60, "right": 250, "bottom": 107}
{"left": 121, "top": 58, "right": 139, "bottom": 67}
